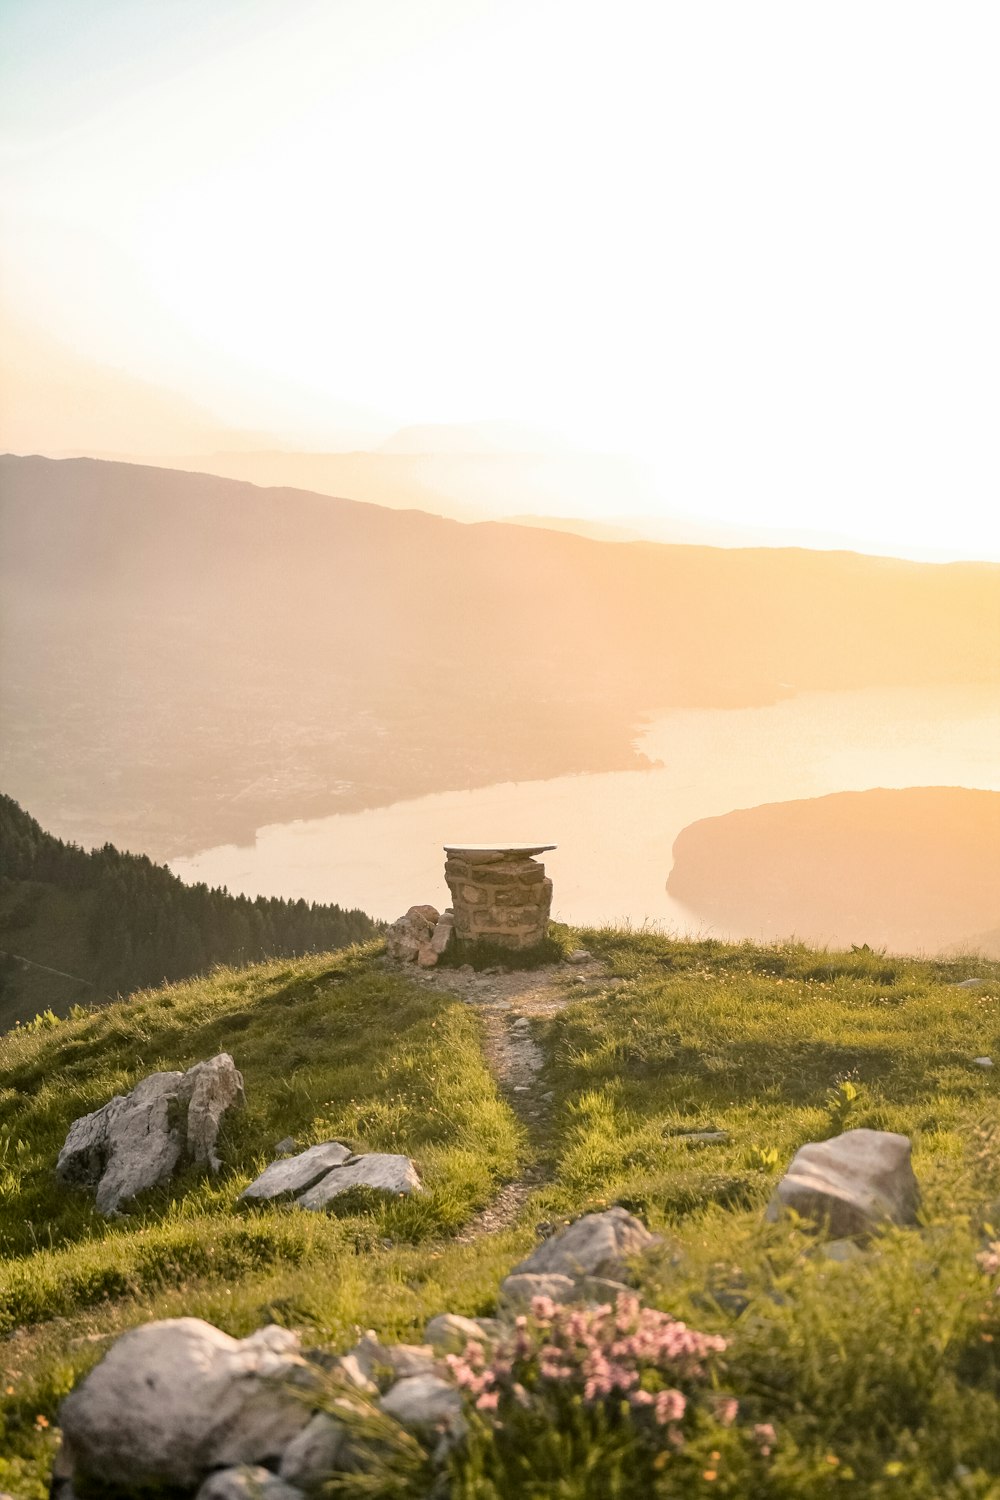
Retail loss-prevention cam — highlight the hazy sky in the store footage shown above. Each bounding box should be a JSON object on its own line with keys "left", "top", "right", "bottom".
{"left": 2, "top": 0, "right": 998, "bottom": 559}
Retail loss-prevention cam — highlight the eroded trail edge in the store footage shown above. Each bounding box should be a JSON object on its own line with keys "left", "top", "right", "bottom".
{"left": 407, "top": 955, "right": 615, "bottom": 1239}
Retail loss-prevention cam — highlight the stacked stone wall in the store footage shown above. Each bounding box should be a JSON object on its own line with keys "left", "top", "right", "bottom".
{"left": 444, "top": 849, "right": 553, "bottom": 949}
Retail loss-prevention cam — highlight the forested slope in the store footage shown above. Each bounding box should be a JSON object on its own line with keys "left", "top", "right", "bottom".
{"left": 0, "top": 795, "right": 379, "bottom": 1028}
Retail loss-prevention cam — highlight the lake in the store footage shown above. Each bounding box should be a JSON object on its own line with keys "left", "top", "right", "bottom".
{"left": 170, "top": 684, "right": 1000, "bottom": 935}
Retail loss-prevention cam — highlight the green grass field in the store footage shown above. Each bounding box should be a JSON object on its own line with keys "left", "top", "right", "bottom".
{"left": 2, "top": 933, "right": 999, "bottom": 1497}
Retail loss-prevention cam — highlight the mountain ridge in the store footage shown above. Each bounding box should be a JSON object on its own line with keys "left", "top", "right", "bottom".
{"left": 2, "top": 455, "right": 997, "bottom": 862}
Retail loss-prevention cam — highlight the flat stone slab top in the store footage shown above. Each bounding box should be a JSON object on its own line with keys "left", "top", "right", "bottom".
{"left": 443, "top": 843, "right": 556, "bottom": 856}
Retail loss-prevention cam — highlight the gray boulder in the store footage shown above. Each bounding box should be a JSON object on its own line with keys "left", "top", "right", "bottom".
{"left": 58, "top": 1318, "right": 316, "bottom": 1490}
{"left": 423, "top": 1313, "right": 497, "bottom": 1350}
{"left": 185, "top": 1055, "right": 247, "bottom": 1171}
{"left": 336, "top": 1351, "right": 378, "bottom": 1394}
{"left": 56, "top": 1054, "right": 244, "bottom": 1215}
{"left": 509, "top": 1206, "right": 656, "bottom": 1281}
{"left": 498, "top": 1272, "right": 577, "bottom": 1307}
{"left": 297, "top": 1154, "right": 422, "bottom": 1210}
{"left": 279, "top": 1410, "right": 353, "bottom": 1486}
{"left": 346, "top": 1331, "right": 436, "bottom": 1386}
{"left": 499, "top": 1272, "right": 632, "bottom": 1308}
{"left": 380, "top": 1374, "right": 463, "bottom": 1431}
{"left": 418, "top": 910, "right": 455, "bottom": 967}
{"left": 765, "top": 1128, "right": 920, "bottom": 1239}
{"left": 195, "top": 1468, "right": 304, "bottom": 1500}
{"left": 240, "top": 1142, "right": 353, "bottom": 1203}
{"left": 386, "top": 906, "right": 440, "bottom": 963}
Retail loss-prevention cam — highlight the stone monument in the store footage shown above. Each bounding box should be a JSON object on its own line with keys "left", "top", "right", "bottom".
{"left": 444, "top": 844, "right": 555, "bottom": 950}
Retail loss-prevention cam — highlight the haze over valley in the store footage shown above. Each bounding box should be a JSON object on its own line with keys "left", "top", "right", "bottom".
{"left": 2, "top": 453, "right": 997, "bottom": 953}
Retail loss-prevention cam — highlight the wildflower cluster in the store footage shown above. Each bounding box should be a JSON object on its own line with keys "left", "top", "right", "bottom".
{"left": 446, "top": 1292, "right": 734, "bottom": 1450}
{"left": 977, "top": 1241, "right": 1000, "bottom": 1293}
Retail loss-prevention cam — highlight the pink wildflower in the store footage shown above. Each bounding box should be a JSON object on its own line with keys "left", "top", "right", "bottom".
{"left": 977, "top": 1242, "right": 1000, "bottom": 1278}
{"left": 711, "top": 1396, "right": 739, "bottom": 1427}
{"left": 530, "top": 1295, "right": 557, "bottom": 1323}
{"left": 475, "top": 1390, "right": 500, "bottom": 1411}
{"left": 654, "top": 1389, "right": 687, "bottom": 1425}
{"left": 753, "top": 1422, "right": 777, "bottom": 1456}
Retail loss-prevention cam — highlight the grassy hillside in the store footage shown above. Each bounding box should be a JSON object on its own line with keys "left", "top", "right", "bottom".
{"left": 3, "top": 455, "right": 998, "bottom": 859}
{"left": 0, "top": 794, "right": 379, "bottom": 1030}
{"left": 2, "top": 933, "right": 999, "bottom": 1497}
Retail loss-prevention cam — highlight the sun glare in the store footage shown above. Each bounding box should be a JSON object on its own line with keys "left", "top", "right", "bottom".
{"left": 1, "top": 0, "right": 998, "bottom": 559}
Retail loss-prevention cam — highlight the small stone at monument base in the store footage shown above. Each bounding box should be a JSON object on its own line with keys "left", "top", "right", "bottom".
{"left": 386, "top": 906, "right": 440, "bottom": 963}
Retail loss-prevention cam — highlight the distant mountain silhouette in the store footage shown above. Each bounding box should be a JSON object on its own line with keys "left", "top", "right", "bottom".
{"left": 1, "top": 455, "right": 997, "bottom": 861}
{"left": 667, "top": 787, "right": 1000, "bottom": 955}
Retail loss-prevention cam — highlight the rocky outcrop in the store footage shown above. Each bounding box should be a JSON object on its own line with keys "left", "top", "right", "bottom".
{"left": 240, "top": 1143, "right": 423, "bottom": 1211}
{"left": 52, "top": 1206, "right": 664, "bottom": 1495}
{"left": 507, "top": 1206, "right": 656, "bottom": 1281}
{"left": 239, "top": 1142, "right": 354, "bottom": 1203}
{"left": 765, "top": 1128, "right": 921, "bottom": 1239}
{"left": 423, "top": 1313, "right": 500, "bottom": 1350}
{"left": 386, "top": 905, "right": 451, "bottom": 966}
{"left": 380, "top": 1373, "right": 463, "bottom": 1431}
{"left": 58, "top": 1319, "right": 317, "bottom": 1491}
{"left": 298, "top": 1152, "right": 423, "bottom": 1209}
{"left": 56, "top": 1054, "right": 244, "bottom": 1215}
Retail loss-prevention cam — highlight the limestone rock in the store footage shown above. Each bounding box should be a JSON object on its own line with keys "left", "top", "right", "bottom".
{"left": 184, "top": 1054, "right": 246, "bottom": 1171}
{"left": 58, "top": 1318, "right": 316, "bottom": 1490}
{"left": 510, "top": 1206, "right": 656, "bottom": 1281}
{"left": 347, "top": 1331, "right": 436, "bottom": 1386}
{"left": 279, "top": 1412, "right": 349, "bottom": 1485}
{"left": 423, "top": 1312, "right": 495, "bottom": 1350}
{"left": 240, "top": 1142, "right": 353, "bottom": 1203}
{"left": 297, "top": 1153, "right": 423, "bottom": 1210}
{"left": 499, "top": 1271, "right": 633, "bottom": 1308}
{"left": 498, "top": 1272, "right": 578, "bottom": 1306}
{"left": 414, "top": 910, "right": 456, "bottom": 968}
{"left": 195, "top": 1467, "right": 304, "bottom": 1500}
{"left": 380, "top": 1374, "right": 463, "bottom": 1431}
{"left": 765, "top": 1128, "right": 921, "bottom": 1239}
{"left": 386, "top": 906, "right": 440, "bottom": 963}
{"left": 336, "top": 1351, "right": 378, "bottom": 1394}
{"left": 56, "top": 1055, "right": 244, "bottom": 1215}
{"left": 974, "top": 1057, "right": 994, "bottom": 1069}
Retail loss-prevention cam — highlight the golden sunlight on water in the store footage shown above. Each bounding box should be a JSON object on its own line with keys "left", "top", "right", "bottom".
{"left": 170, "top": 684, "right": 1000, "bottom": 937}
